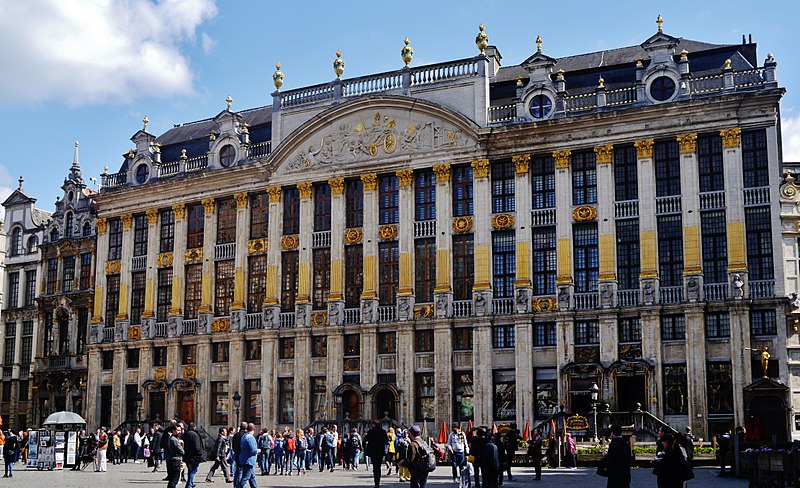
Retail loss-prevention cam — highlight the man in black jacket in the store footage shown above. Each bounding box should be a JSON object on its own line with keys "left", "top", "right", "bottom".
{"left": 363, "top": 421, "right": 389, "bottom": 488}
{"left": 470, "top": 428, "right": 488, "bottom": 488}
{"left": 603, "top": 424, "right": 631, "bottom": 488}
{"left": 182, "top": 422, "right": 205, "bottom": 488}
{"left": 205, "top": 427, "right": 232, "bottom": 483}
{"left": 231, "top": 422, "right": 247, "bottom": 484}
{"left": 165, "top": 424, "right": 185, "bottom": 488}
{"left": 152, "top": 424, "right": 164, "bottom": 473}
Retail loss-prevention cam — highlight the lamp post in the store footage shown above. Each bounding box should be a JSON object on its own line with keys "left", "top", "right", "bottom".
{"left": 135, "top": 392, "right": 144, "bottom": 427}
{"left": 233, "top": 391, "right": 241, "bottom": 426}
{"left": 589, "top": 382, "right": 599, "bottom": 443}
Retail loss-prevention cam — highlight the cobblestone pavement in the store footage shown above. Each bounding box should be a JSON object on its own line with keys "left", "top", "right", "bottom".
{"left": 0, "top": 462, "right": 748, "bottom": 487}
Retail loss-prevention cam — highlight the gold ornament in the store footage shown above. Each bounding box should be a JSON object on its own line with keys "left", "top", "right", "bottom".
{"left": 635, "top": 139, "right": 654, "bottom": 159}
{"left": 512, "top": 154, "right": 531, "bottom": 174}
{"left": 121, "top": 213, "right": 133, "bottom": 229}
{"left": 361, "top": 173, "right": 377, "bottom": 191}
{"left": 594, "top": 145, "right": 614, "bottom": 164}
{"left": 720, "top": 128, "right": 742, "bottom": 148}
{"left": 182, "top": 365, "right": 196, "bottom": 379}
{"left": 344, "top": 228, "right": 363, "bottom": 244}
{"left": 452, "top": 216, "right": 473, "bottom": 233}
{"left": 532, "top": 297, "right": 557, "bottom": 312}
{"left": 676, "top": 134, "right": 697, "bottom": 154}
{"left": 471, "top": 159, "right": 489, "bottom": 178}
{"left": 491, "top": 214, "right": 515, "bottom": 230}
{"left": 202, "top": 197, "right": 215, "bottom": 214}
{"left": 414, "top": 304, "right": 434, "bottom": 319}
{"left": 396, "top": 169, "right": 414, "bottom": 188}
{"left": 401, "top": 37, "right": 414, "bottom": 66}
{"left": 281, "top": 235, "right": 299, "bottom": 250}
{"left": 573, "top": 206, "right": 597, "bottom": 221}
{"left": 535, "top": 35, "right": 543, "bottom": 54}
{"left": 154, "top": 368, "right": 167, "bottom": 381}
{"left": 379, "top": 224, "right": 398, "bottom": 240}
{"left": 311, "top": 312, "right": 328, "bottom": 327}
{"left": 475, "top": 23, "right": 489, "bottom": 54}
{"left": 248, "top": 238, "right": 268, "bottom": 255}
{"left": 267, "top": 186, "right": 282, "bottom": 202}
{"left": 146, "top": 209, "right": 159, "bottom": 225}
{"left": 184, "top": 249, "right": 203, "bottom": 263}
{"left": 333, "top": 50, "right": 345, "bottom": 79}
{"left": 432, "top": 163, "right": 451, "bottom": 182}
{"left": 95, "top": 218, "right": 107, "bottom": 234}
{"left": 127, "top": 326, "right": 141, "bottom": 341}
{"left": 553, "top": 150, "right": 572, "bottom": 169}
{"left": 234, "top": 192, "right": 249, "bottom": 209}
{"left": 273, "top": 63, "right": 284, "bottom": 90}
{"left": 297, "top": 182, "right": 313, "bottom": 199}
{"left": 329, "top": 177, "right": 345, "bottom": 195}
{"left": 105, "top": 260, "right": 121, "bottom": 274}
{"left": 211, "top": 318, "right": 231, "bottom": 333}
{"left": 156, "top": 252, "right": 174, "bottom": 267}
{"left": 172, "top": 203, "right": 186, "bottom": 219}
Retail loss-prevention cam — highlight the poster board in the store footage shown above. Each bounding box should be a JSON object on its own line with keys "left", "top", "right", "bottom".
{"left": 26, "top": 430, "right": 39, "bottom": 469}
{"left": 66, "top": 431, "right": 77, "bottom": 466}
{"left": 54, "top": 431, "right": 65, "bottom": 470}
{"left": 37, "top": 431, "right": 55, "bottom": 470}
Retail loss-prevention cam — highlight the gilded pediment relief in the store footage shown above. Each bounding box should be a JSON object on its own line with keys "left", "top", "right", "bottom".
{"left": 282, "top": 108, "right": 477, "bottom": 173}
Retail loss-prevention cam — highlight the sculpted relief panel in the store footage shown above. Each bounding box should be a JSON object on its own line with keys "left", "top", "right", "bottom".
{"left": 284, "top": 110, "right": 476, "bottom": 172}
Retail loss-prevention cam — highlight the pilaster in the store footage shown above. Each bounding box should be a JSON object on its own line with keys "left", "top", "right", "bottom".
{"left": 729, "top": 302, "right": 751, "bottom": 428}
{"left": 513, "top": 154, "right": 533, "bottom": 312}
{"left": 555, "top": 313, "right": 575, "bottom": 403}
{"left": 514, "top": 315, "right": 534, "bottom": 425}
{"left": 91, "top": 218, "right": 108, "bottom": 327}
{"left": 432, "top": 164, "right": 453, "bottom": 317}
{"left": 199, "top": 198, "right": 216, "bottom": 315}
{"left": 720, "top": 128, "right": 748, "bottom": 290}
{"left": 554, "top": 150, "right": 574, "bottom": 309}
{"left": 296, "top": 182, "right": 313, "bottom": 327}
{"left": 472, "top": 320, "right": 493, "bottom": 425}
{"left": 328, "top": 178, "right": 346, "bottom": 324}
{"left": 142, "top": 209, "right": 160, "bottom": 320}
{"left": 294, "top": 329, "right": 311, "bottom": 425}
{"left": 232, "top": 192, "right": 249, "bottom": 311}
{"left": 678, "top": 134, "right": 704, "bottom": 302}
{"left": 264, "top": 187, "right": 282, "bottom": 324}
{"left": 397, "top": 169, "right": 415, "bottom": 320}
{"left": 635, "top": 139, "right": 659, "bottom": 304}
{"left": 261, "top": 334, "right": 277, "bottom": 424}
{"left": 117, "top": 213, "right": 133, "bottom": 321}
{"left": 195, "top": 340, "right": 210, "bottom": 426}
{"left": 640, "top": 309, "right": 663, "bottom": 418}
{"left": 360, "top": 174, "right": 379, "bottom": 321}
{"left": 684, "top": 306, "right": 707, "bottom": 436}
{"left": 433, "top": 321, "right": 453, "bottom": 426}
{"left": 361, "top": 327, "right": 377, "bottom": 390}
{"left": 170, "top": 204, "right": 187, "bottom": 318}
{"left": 595, "top": 145, "right": 617, "bottom": 307}
{"left": 598, "top": 312, "right": 617, "bottom": 367}
{"left": 471, "top": 160, "right": 493, "bottom": 314}
{"left": 326, "top": 329, "right": 344, "bottom": 419}
{"left": 396, "top": 322, "right": 414, "bottom": 425}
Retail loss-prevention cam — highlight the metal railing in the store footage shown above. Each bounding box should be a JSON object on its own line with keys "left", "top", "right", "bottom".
{"left": 154, "top": 322, "right": 167, "bottom": 338}
{"left": 182, "top": 319, "right": 198, "bottom": 336}
{"left": 617, "top": 289, "right": 640, "bottom": 308}
{"left": 531, "top": 208, "right": 556, "bottom": 226}
{"left": 659, "top": 286, "right": 683, "bottom": 304}
{"left": 131, "top": 255, "right": 147, "bottom": 272}
{"left": 244, "top": 313, "right": 263, "bottom": 330}
{"left": 247, "top": 141, "right": 272, "bottom": 160}
{"left": 606, "top": 86, "right": 637, "bottom": 107}
{"left": 279, "top": 312, "right": 294, "bottom": 328}
{"left": 413, "top": 220, "right": 436, "bottom": 239}
{"left": 574, "top": 292, "right": 598, "bottom": 310}
{"left": 699, "top": 190, "right": 726, "bottom": 210}
{"left": 564, "top": 92, "right": 596, "bottom": 112}
{"left": 215, "top": 243, "right": 236, "bottom": 260}
{"left": 452, "top": 300, "right": 472, "bottom": 317}
{"left": 655, "top": 195, "right": 682, "bottom": 215}
{"left": 749, "top": 280, "right": 775, "bottom": 299}
{"left": 312, "top": 231, "right": 331, "bottom": 248}
{"left": 343, "top": 308, "right": 360, "bottom": 324}
{"left": 743, "top": 186, "right": 771, "bottom": 206}
{"left": 488, "top": 104, "right": 516, "bottom": 124}
{"left": 103, "top": 327, "right": 115, "bottom": 342}
{"left": 614, "top": 200, "right": 639, "bottom": 219}
{"left": 492, "top": 298, "right": 513, "bottom": 315}
{"left": 377, "top": 306, "right": 396, "bottom": 323}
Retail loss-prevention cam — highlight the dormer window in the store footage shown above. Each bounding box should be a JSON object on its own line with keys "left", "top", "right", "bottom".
{"left": 10, "top": 227, "right": 22, "bottom": 256}
{"left": 649, "top": 76, "right": 676, "bottom": 102}
{"left": 27, "top": 236, "right": 38, "bottom": 254}
{"left": 220, "top": 145, "right": 236, "bottom": 167}
{"left": 528, "top": 94, "right": 554, "bottom": 119}
{"left": 65, "top": 212, "right": 74, "bottom": 238}
{"left": 135, "top": 164, "right": 150, "bottom": 184}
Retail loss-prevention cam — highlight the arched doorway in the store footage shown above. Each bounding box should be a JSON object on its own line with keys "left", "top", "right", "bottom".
{"left": 744, "top": 378, "right": 790, "bottom": 443}
{"left": 332, "top": 383, "right": 365, "bottom": 421}
{"left": 608, "top": 360, "right": 652, "bottom": 412}
{"left": 369, "top": 383, "right": 401, "bottom": 420}
{"left": 173, "top": 379, "right": 198, "bottom": 423}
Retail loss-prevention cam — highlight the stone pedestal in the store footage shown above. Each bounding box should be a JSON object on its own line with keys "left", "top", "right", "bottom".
{"left": 327, "top": 300, "right": 345, "bottom": 326}
{"left": 434, "top": 291, "right": 452, "bottom": 318}
{"left": 198, "top": 313, "right": 211, "bottom": 334}
{"left": 230, "top": 309, "right": 245, "bottom": 332}
{"left": 557, "top": 283, "right": 573, "bottom": 311}
{"left": 360, "top": 297, "right": 379, "bottom": 324}
{"left": 167, "top": 315, "right": 181, "bottom": 338}
{"left": 641, "top": 277, "right": 658, "bottom": 305}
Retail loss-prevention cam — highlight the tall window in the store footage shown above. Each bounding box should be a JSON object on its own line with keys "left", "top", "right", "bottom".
{"left": 312, "top": 336, "right": 328, "bottom": 357}
{"left": 492, "top": 324, "right": 515, "bottom": 348}
{"left": 247, "top": 255, "right": 267, "bottom": 313}
{"left": 62, "top": 255, "right": 75, "bottom": 293}
{"left": 27, "top": 235, "right": 38, "bottom": 253}
{"left": 7, "top": 272, "right": 19, "bottom": 308}
{"left": 414, "top": 169, "right": 436, "bottom": 221}
{"left": 705, "top": 311, "right": 730, "bottom": 338}
{"left": 707, "top": 362, "right": 733, "bottom": 413}
{"left": 245, "top": 341, "right": 261, "bottom": 361}
{"left": 746, "top": 207, "right": 774, "bottom": 281}
{"left": 10, "top": 228, "right": 22, "bottom": 256}
{"left": 281, "top": 251, "right": 299, "bottom": 312}
{"left": 153, "top": 347, "right": 167, "bottom": 367}
{"left": 452, "top": 165, "right": 474, "bottom": 217}
{"left": 661, "top": 314, "right": 685, "bottom": 340}
{"left": 214, "top": 260, "right": 235, "bottom": 316}
{"left": 186, "top": 203, "right": 205, "bottom": 249}
{"left": 133, "top": 214, "right": 148, "bottom": 256}
{"left": 108, "top": 218, "right": 122, "bottom": 259}
{"left": 3, "top": 323, "right": 15, "bottom": 366}
{"left": 212, "top": 342, "right": 229, "bottom": 362}
{"left": 572, "top": 150, "right": 597, "bottom": 205}
{"left": 531, "top": 154, "right": 555, "bottom": 209}
{"left": 156, "top": 268, "right": 172, "bottom": 322}
{"left": 379, "top": 241, "right": 399, "bottom": 305}
{"left": 491, "top": 160, "right": 515, "bottom": 213}
{"left": 453, "top": 328, "right": 473, "bottom": 351}
{"left": 492, "top": 231, "right": 515, "bottom": 298}
{"left": 533, "top": 321, "right": 556, "bottom": 346}
{"left": 46, "top": 258, "right": 57, "bottom": 295}
{"left": 21, "top": 321, "right": 34, "bottom": 367}
{"left": 80, "top": 253, "right": 92, "bottom": 290}
{"left": 314, "top": 183, "right": 332, "bottom": 232}
{"left": 414, "top": 330, "right": 434, "bottom": 352}
{"left": 211, "top": 381, "right": 229, "bottom": 425}
{"left": 378, "top": 332, "right": 396, "bottom": 354}
{"left": 312, "top": 248, "right": 330, "bottom": 310}
{"left": 614, "top": 145, "right": 638, "bottom": 201}
{"left": 655, "top": 140, "right": 681, "bottom": 196}
{"left": 742, "top": 129, "right": 769, "bottom": 188}
{"left": 245, "top": 379, "right": 261, "bottom": 425}
{"left": 657, "top": 215, "right": 683, "bottom": 287}
{"left": 379, "top": 174, "right": 399, "bottom": 225}
{"left": 344, "top": 244, "right": 363, "bottom": 309}
{"left": 345, "top": 178, "right": 363, "bottom": 228}
{"left": 701, "top": 211, "right": 728, "bottom": 283}
{"left": 130, "top": 271, "right": 146, "bottom": 325}
{"left": 573, "top": 223, "right": 599, "bottom": 293}
{"left": 310, "top": 377, "right": 326, "bottom": 422}
{"left": 159, "top": 209, "right": 174, "bottom": 253}
{"left": 106, "top": 275, "right": 120, "bottom": 328}
{"left": 278, "top": 378, "right": 295, "bottom": 424}
{"left": 415, "top": 373, "right": 435, "bottom": 421}
{"left": 249, "top": 193, "right": 269, "bottom": 239}
{"left": 452, "top": 234, "right": 474, "bottom": 301}
{"left": 184, "top": 264, "right": 202, "bottom": 319}
{"left": 415, "top": 238, "right": 435, "bottom": 303}
{"left": 216, "top": 199, "right": 236, "bottom": 244}
{"left": 750, "top": 309, "right": 777, "bottom": 336}
{"left": 574, "top": 320, "right": 600, "bottom": 344}
{"left": 283, "top": 187, "right": 300, "bottom": 235}
{"left": 698, "top": 134, "right": 724, "bottom": 193}
{"left": 453, "top": 372, "right": 475, "bottom": 421}
{"left": 493, "top": 370, "right": 516, "bottom": 421}
{"left": 65, "top": 212, "right": 74, "bottom": 238}
{"left": 531, "top": 227, "right": 556, "bottom": 296}
{"left": 616, "top": 219, "right": 640, "bottom": 290}
{"left": 43, "top": 313, "right": 53, "bottom": 356}
{"left": 663, "top": 365, "right": 688, "bottom": 415}
{"left": 24, "top": 270, "right": 36, "bottom": 306}
{"left": 618, "top": 317, "right": 641, "bottom": 342}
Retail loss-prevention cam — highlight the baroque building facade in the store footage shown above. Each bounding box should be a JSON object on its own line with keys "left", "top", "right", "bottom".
{"left": 87, "top": 19, "right": 789, "bottom": 440}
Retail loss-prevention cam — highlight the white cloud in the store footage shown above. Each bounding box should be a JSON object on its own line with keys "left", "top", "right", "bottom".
{"left": 0, "top": 164, "right": 16, "bottom": 220}
{"left": 783, "top": 115, "right": 800, "bottom": 163}
{"left": 201, "top": 32, "right": 216, "bottom": 55}
{"left": 0, "top": 0, "right": 217, "bottom": 107}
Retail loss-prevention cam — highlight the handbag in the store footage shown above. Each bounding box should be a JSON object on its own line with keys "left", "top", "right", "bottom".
{"left": 143, "top": 447, "right": 151, "bottom": 458}
{"left": 596, "top": 456, "right": 609, "bottom": 477}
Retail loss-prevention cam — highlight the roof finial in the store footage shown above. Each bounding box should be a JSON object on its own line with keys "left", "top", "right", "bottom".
{"left": 475, "top": 23, "right": 489, "bottom": 55}
{"left": 72, "top": 141, "right": 80, "bottom": 169}
{"left": 333, "top": 50, "right": 345, "bottom": 79}
{"left": 536, "top": 35, "right": 543, "bottom": 54}
{"left": 273, "top": 63, "right": 284, "bottom": 91}
{"left": 142, "top": 115, "right": 149, "bottom": 132}
{"left": 401, "top": 37, "right": 414, "bottom": 66}
{"left": 226, "top": 95, "right": 233, "bottom": 110}
{"left": 18, "top": 176, "right": 23, "bottom": 190}
{"left": 657, "top": 14, "right": 663, "bottom": 33}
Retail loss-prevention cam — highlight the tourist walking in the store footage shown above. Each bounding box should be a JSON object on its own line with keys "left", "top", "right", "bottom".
{"left": 122, "top": 429, "right": 130, "bottom": 463}
{"left": 96, "top": 428, "right": 109, "bottom": 472}
{"left": 653, "top": 432, "right": 693, "bottom": 488}
{"left": 3, "top": 429, "right": 18, "bottom": 478}
{"left": 205, "top": 427, "right": 232, "bottom": 483}
{"left": 385, "top": 427, "right": 396, "bottom": 475}
{"left": 481, "top": 433, "right": 500, "bottom": 488}
{"left": 236, "top": 423, "right": 258, "bottom": 488}
{"left": 404, "top": 426, "right": 435, "bottom": 488}
{"left": 447, "top": 425, "right": 469, "bottom": 483}
{"left": 305, "top": 428, "right": 316, "bottom": 470}
{"left": 320, "top": 427, "right": 335, "bottom": 472}
{"left": 165, "top": 424, "right": 185, "bottom": 488}
{"left": 601, "top": 425, "right": 631, "bottom": 488}
{"left": 364, "top": 420, "right": 389, "bottom": 488}
{"left": 152, "top": 423, "right": 164, "bottom": 473}
{"left": 183, "top": 422, "right": 206, "bottom": 488}
{"left": 564, "top": 433, "right": 577, "bottom": 468}
{"left": 469, "top": 428, "right": 487, "bottom": 488}
{"left": 502, "top": 426, "right": 518, "bottom": 482}
{"left": 527, "top": 430, "right": 543, "bottom": 480}
{"left": 231, "top": 422, "right": 246, "bottom": 482}
{"left": 294, "top": 429, "right": 307, "bottom": 475}
{"left": 350, "top": 428, "right": 363, "bottom": 470}
{"left": 716, "top": 429, "right": 731, "bottom": 477}
{"left": 111, "top": 430, "right": 121, "bottom": 465}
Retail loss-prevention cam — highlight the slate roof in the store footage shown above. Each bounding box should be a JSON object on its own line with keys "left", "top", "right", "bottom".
{"left": 156, "top": 106, "right": 272, "bottom": 147}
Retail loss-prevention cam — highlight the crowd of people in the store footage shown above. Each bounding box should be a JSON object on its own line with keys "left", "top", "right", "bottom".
{"left": 0, "top": 429, "right": 25, "bottom": 478}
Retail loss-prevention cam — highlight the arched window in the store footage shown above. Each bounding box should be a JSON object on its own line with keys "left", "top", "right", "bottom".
{"left": 10, "top": 227, "right": 22, "bottom": 256}
{"left": 65, "top": 212, "right": 74, "bottom": 238}
{"left": 27, "top": 236, "right": 38, "bottom": 254}
{"left": 83, "top": 222, "right": 92, "bottom": 236}
{"left": 50, "top": 228, "right": 59, "bottom": 242}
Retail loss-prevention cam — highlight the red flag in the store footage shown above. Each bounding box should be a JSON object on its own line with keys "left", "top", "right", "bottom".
{"left": 550, "top": 418, "right": 556, "bottom": 436}
{"left": 438, "top": 421, "right": 448, "bottom": 444}
{"left": 523, "top": 421, "right": 531, "bottom": 441}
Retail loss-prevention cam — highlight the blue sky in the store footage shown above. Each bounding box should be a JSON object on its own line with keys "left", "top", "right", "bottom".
{"left": 0, "top": 0, "right": 796, "bottom": 213}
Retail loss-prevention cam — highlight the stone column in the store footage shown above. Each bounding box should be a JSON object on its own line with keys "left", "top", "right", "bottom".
{"left": 432, "top": 164, "right": 452, "bottom": 317}
{"left": 513, "top": 154, "right": 533, "bottom": 313}
{"left": 720, "top": 128, "right": 749, "bottom": 293}
{"left": 635, "top": 140, "right": 659, "bottom": 305}
{"left": 514, "top": 315, "right": 534, "bottom": 425}
{"left": 263, "top": 187, "right": 282, "bottom": 326}
{"left": 729, "top": 302, "right": 751, "bottom": 428}
{"left": 112, "top": 344, "right": 126, "bottom": 426}
{"left": 169, "top": 204, "right": 187, "bottom": 327}
{"left": 684, "top": 306, "right": 707, "bottom": 436}
{"left": 231, "top": 192, "right": 250, "bottom": 326}
{"left": 91, "top": 218, "right": 108, "bottom": 329}
{"left": 396, "top": 169, "right": 415, "bottom": 320}
{"left": 555, "top": 312, "right": 575, "bottom": 404}
{"left": 640, "top": 309, "right": 663, "bottom": 418}
{"left": 296, "top": 183, "right": 313, "bottom": 327}
{"left": 199, "top": 198, "right": 216, "bottom": 328}
{"left": 595, "top": 145, "right": 617, "bottom": 308}
{"left": 677, "top": 134, "right": 704, "bottom": 302}
{"left": 142, "top": 209, "right": 160, "bottom": 327}
{"left": 228, "top": 338, "right": 244, "bottom": 417}
{"left": 166, "top": 341, "right": 180, "bottom": 420}
{"left": 195, "top": 340, "right": 210, "bottom": 426}
{"left": 85, "top": 346, "right": 101, "bottom": 426}
{"left": 472, "top": 320, "right": 493, "bottom": 425}
{"left": 293, "top": 329, "right": 310, "bottom": 425}
{"left": 327, "top": 178, "right": 346, "bottom": 325}
{"left": 553, "top": 150, "right": 573, "bottom": 310}
{"left": 360, "top": 174, "right": 379, "bottom": 323}
{"left": 396, "top": 322, "right": 414, "bottom": 425}
{"left": 326, "top": 329, "right": 344, "bottom": 419}
{"left": 261, "top": 334, "right": 277, "bottom": 424}
{"left": 361, "top": 328, "right": 377, "bottom": 390}
{"left": 598, "top": 312, "right": 618, "bottom": 366}
{"left": 116, "top": 214, "right": 134, "bottom": 341}
{"left": 434, "top": 321, "right": 453, "bottom": 426}
{"left": 471, "top": 160, "right": 493, "bottom": 315}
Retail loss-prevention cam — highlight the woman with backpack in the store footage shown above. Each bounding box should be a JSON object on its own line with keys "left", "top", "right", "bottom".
{"left": 385, "top": 427, "right": 396, "bottom": 475}
{"left": 285, "top": 432, "right": 296, "bottom": 476}
{"left": 294, "top": 429, "right": 307, "bottom": 475}
{"left": 273, "top": 433, "right": 285, "bottom": 475}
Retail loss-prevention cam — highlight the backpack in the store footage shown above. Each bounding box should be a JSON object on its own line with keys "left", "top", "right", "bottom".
{"left": 325, "top": 433, "right": 335, "bottom": 448}
{"left": 350, "top": 435, "right": 362, "bottom": 450}
{"left": 286, "top": 437, "right": 295, "bottom": 451}
{"left": 413, "top": 439, "right": 437, "bottom": 473}
{"left": 297, "top": 436, "right": 307, "bottom": 450}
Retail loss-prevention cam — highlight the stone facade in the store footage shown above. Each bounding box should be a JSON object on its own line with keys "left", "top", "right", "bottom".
{"left": 87, "top": 22, "right": 788, "bottom": 440}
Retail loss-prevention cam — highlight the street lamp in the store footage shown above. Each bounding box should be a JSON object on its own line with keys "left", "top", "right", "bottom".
{"left": 589, "top": 382, "right": 599, "bottom": 443}
{"left": 135, "top": 392, "right": 144, "bottom": 426}
{"left": 233, "top": 391, "right": 242, "bottom": 426}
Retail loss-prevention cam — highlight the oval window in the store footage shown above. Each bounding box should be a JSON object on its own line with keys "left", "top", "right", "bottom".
{"left": 135, "top": 164, "right": 150, "bottom": 184}
{"left": 220, "top": 145, "right": 236, "bottom": 167}
{"left": 528, "top": 94, "right": 553, "bottom": 119}
{"left": 650, "top": 76, "right": 676, "bottom": 102}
